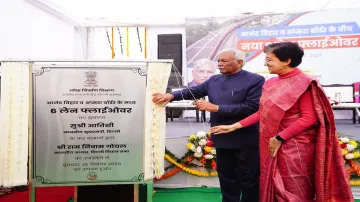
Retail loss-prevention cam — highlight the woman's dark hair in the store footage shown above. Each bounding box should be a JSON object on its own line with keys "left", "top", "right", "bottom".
{"left": 263, "top": 42, "right": 304, "bottom": 67}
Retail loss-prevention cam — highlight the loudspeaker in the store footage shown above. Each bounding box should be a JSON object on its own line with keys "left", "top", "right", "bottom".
{"left": 157, "top": 34, "right": 183, "bottom": 90}
{"left": 158, "top": 34, "right": 183, "bottom": 118}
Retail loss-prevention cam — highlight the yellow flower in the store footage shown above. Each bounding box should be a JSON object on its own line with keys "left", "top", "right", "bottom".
{"left": 187, "top": 143, "right": 195, "bottom": 149}
{"left": 339, "top": 141, "right": 343, "bottom": 145}
{"left": 349, "top": 140, "right": 358, "bottom": 147}
{"left": 189, "top": 135, "right": 196, "bottom": 140}
{"left": 342, "top": 149, "right": 348, "bottom": 155}
{"left": 354, "top": 152, "right": 360, "bottom": 159}
{"left": 204, "top": 146, "right": 212, "bottom": 152}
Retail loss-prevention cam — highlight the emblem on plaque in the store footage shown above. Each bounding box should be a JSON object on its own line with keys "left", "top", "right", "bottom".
{"left": 84, "top": 71, "right": 97, "bottom": 85}
{"left": 87, "top": 172, "right": 98, "bottom": 181}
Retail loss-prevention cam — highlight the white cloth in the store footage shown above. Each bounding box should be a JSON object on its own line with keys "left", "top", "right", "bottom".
{"left": 0, "top": 62, "right": 30, "bottom": 187}
{"left": 143, "top": 62, "right": 172, "bottom": 179}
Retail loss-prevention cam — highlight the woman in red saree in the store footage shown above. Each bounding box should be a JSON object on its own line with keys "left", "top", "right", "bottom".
{"left": 209, "top": 42, "right": 354, "bottom": 202}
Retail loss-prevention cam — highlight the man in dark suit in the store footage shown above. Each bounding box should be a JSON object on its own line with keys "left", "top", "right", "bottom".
{"left": 152, "top": 49, "right": 265, "bottom": 202}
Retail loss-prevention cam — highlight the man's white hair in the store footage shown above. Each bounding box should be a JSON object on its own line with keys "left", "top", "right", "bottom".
{"left": 192, "top": 58, "right": 216, "bottom": 70}
{"left": 218, "top": 49, "right": 246, "bottom": 67}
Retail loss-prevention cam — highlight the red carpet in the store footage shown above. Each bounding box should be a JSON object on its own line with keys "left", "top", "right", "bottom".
{"left": 0, "top": 186, "right": 73, "bottom": 202}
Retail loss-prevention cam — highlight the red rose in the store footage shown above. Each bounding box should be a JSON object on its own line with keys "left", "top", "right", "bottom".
{"left": 211, "top": 160, "right": 217, "bottom": 170}
{"left": 206, "top": 141, "right": 214, "bottom": 147}
{"left": 341, "top": 143, "right": 347, "bottom": 149}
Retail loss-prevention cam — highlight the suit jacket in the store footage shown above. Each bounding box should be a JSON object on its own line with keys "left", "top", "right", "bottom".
{"left": 171, "top": 70, "right": 265, "bottom": 148}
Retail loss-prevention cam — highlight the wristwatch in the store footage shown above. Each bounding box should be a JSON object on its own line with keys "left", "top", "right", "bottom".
{"left": 275, "top": 135, "right": 284, "bottom": 142}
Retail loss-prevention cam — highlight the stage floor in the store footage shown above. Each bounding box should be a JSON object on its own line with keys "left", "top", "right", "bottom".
{"left": 166, "top": 117, "right": 360, "bottom": 139}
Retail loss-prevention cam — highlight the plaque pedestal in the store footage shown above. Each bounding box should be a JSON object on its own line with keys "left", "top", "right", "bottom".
{"left": 74, "top": 184, "right": 150, "bottom": 202}
{"left": 77, "top": 185, "right": 134, "bottom": 202}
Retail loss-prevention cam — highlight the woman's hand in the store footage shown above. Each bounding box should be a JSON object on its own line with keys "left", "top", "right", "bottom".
{"left": 209, "top": 122, "right": 243, "bottom": 134}
{"left": 268, "top": 137, "right": 282, "bottom": 157}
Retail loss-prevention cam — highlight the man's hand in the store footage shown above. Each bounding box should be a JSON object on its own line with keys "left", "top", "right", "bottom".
{"left": 152, "top": 93, "right": 174, "bottom": 106}
{"left": 195, "top": 100, "right": 219, "bottom": 112}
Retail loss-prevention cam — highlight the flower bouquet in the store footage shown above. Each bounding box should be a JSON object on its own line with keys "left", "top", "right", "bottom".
{"left": 187, "top": 131, "right": 217, "bottom": 171}
{"left": 339, "top": 136, "right": 360, "bottom": 183}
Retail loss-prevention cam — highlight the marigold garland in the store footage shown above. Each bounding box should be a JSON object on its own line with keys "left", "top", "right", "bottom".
{"left": 164, "top": 154, "right": 218, "bottom": 177}
{"left": 154, "top": 167, "right": 182, "bottom": 182}
{"left": 157, "top": 141, "right": 218, "bottom": 179}
{"left": 350, "top": 180, "right": 360, "bottom": 186}
{"left": 153, "top": 156, "right": 195, "bottom": 181}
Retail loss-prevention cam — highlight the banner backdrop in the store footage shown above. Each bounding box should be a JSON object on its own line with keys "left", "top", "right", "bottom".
{"left": 185, "top": 8, "right": 360, "bottom": 85}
